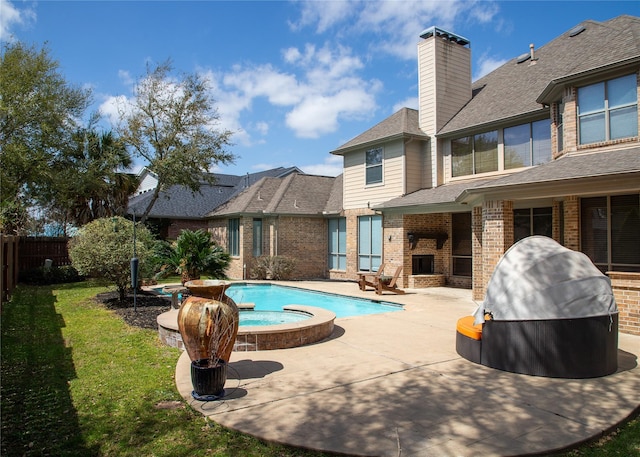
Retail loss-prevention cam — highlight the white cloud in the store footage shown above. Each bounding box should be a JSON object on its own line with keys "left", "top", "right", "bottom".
{"left": 300, "top": 154, "right": 343, "bottom": 177}
{"left": 473, "top": 53, "right": 508, "bottom": 80}
{"left": 0, "top": 0, "right": 36, "bottom": 42}
{"left": 290, "top": 0, "right": 357, "bottom": 33}
{"left": 254, "top": 121, "right": 269, "bottom": 135}
{"left": 99, "top": 94, "right": 129, "bottom": 127}
{"left": 118, "top": 69, "right": 135, "bottom": 87}
{"left": 286, "top": 87, "right": 376, "bottom": 138}
{"left": 204, "top": 42, "right": 380, "bottom": 141}
{"left": 283, "top": 47, "right": 302, "bottom": 63}
{"left": 393, "top": 97, "right": 419, "bottom": 113}
{"left": 293, "top": 0, "right": 499, "bottom": 61}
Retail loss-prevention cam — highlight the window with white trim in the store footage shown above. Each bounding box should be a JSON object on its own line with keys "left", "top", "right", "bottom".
{"left": 358, "top": 215, "right": 382, "bottom": 271}
{"left": 514, "top": 207, "right": 552, "bottom": 242}
{"left": 328, "top": 218, "right": 346, "bottom": 270}
{"left": 556, "top": 101, "right": 564, "bottom": 152}
{"left": 504, "top": 119, "right": 551, "bottom": 169}
{"left": 581, "top": 194, "right": 640, "bottom": 273}
{"left": 252, "top": 218, "right": 262, "bottom": 257}
{"left": 451, "top": 131, "right": 498, "bottom": 177}
{"left": 365, "top": 147, "right": 383, "bottom": 185}
{"left": 451, "top": 212, "right": 472, "bottom": 277}
{"left": 577, "top": 74, "right": 638, "bottom": 145}
{"left": 228, "top": 218, "right": 239, "bottom": 257}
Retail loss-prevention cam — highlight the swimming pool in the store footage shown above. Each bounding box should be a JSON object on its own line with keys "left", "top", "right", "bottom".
{"left": 226, "top": 283, "right": 402, "bottom": 318}
{"left": 153, "top": 282, "right": 400, "bottom": 351}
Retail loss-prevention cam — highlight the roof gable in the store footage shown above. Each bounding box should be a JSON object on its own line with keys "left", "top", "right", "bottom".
{"left": 331, "top": 108, "right": 427, "bottom": 155}
{"left": 210, "top": 173, "right": 338, "bottom": 217}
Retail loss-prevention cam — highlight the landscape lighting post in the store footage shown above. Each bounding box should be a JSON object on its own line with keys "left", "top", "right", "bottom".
{"left": 131, "top": 212, "right": 138, "bottom": 312}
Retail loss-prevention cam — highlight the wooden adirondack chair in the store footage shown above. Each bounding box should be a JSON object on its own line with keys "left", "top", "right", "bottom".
{"left": 357, "top": 263, "right": 386, "bottom": 291}
{"left": 375, "top": 265, "right": 404, "bottom": 295}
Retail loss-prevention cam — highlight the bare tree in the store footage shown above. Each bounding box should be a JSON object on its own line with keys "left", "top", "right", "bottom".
{"left": 118, "top": 61, "right": 235, "bottom": 223}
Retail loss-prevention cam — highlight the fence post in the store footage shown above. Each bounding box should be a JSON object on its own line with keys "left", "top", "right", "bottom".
{"left": 1, "top": 235, "right": 19, "bottom": 304}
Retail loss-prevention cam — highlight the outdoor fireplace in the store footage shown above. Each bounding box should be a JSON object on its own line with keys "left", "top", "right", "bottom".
{"left": 412, "top": 255, "right": 434, "bottom": 275}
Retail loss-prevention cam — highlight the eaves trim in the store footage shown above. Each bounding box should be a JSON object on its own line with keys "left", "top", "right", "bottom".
{"left": 330, "top": 132, "right": 429, "bottom": 156}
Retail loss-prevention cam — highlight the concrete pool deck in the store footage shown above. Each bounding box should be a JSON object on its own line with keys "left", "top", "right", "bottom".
{"left": 174, "top": 281, "right": 640, "bottom": 457}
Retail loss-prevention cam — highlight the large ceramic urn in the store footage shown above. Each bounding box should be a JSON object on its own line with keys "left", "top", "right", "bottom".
{"left": 177, "top": 280, "right": 239, "bottom": 365}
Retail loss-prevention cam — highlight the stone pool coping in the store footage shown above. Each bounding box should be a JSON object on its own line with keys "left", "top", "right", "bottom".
{"left": 155, "top": 300, "right": 336, "bottom": 351}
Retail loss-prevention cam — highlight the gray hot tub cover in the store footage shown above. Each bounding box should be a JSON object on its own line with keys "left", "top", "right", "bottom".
{"left": 473, "top": 236, "right": 617, "bottom": 324}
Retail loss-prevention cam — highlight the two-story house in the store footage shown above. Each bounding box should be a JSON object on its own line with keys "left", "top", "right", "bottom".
{"left": 204, "top": 15, "right": 639, "bottom": 335}
{"left": 328, "top": 15, "right": 639, "bottom": 334}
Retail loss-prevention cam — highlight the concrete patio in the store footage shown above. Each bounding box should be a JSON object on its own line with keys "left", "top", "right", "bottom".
{"left": 174, "top": 282, "right": 640, "bottom": 457}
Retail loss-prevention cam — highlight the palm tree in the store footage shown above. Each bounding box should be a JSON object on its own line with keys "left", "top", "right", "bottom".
{"left": 49, "top": 129, "right": 138, "bottom": 226}
{"left": 155, "top": 229, "right": 231, "bottom": 284}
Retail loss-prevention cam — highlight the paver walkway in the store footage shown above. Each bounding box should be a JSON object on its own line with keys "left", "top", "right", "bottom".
{"left": 175, "top": 282, "right": 640, "bottom": 457}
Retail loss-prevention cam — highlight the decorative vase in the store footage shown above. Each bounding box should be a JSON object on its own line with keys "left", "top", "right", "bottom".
{"left": 177, "top": 280, "right": 239, "bottom": 399}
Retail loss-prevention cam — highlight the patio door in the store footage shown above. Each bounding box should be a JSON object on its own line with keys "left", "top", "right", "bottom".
{"left": 358, "top": 215, "right": 382, "bottom": 272}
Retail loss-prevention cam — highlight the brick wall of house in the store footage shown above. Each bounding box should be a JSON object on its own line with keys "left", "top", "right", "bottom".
{"left": 402, "top": 213, "right": 451, "bottom": 289}
{"left": 208, "top": 218, "right": 243, "bottom": 280}
{"left": 552, "top": 200, "right": 563, "bottom": 244}
{"left": 209, "top": 220, "right": 227, "bottom": 246}
{"left": 608, "top": 272, "right": 640, "bottom": 336}
{"left": 563, "top": 196, "right": 580, "bottom": 251}
{"left": 276, "top": 216, "right": 327, "bottom": 279}
{"left": 210, "top": 216, "right": 327, "bottom": 280}
{"left": 472, "top": 206, "right": 484, "bottom": 301}
{"left": 383, "top": 212, "right": 405, "bottom": 286}
{"left": 561, "top": 88, "right": 577, "bottom": 155}
{"left": 167, "top": 219, "right": 209, "bottom": 240}
{"left": 478, "top": 200, "right": 513, "bottom": 300}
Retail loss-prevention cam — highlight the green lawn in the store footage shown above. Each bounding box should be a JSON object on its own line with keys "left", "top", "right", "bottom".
{"left": 1, "top": 281, "right": 638, "bottom": 456}
{"left": 1, "top": 282, "right": 331, "bottom": 456}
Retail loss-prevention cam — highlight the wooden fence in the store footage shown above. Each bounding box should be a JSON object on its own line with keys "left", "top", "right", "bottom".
{"left": 1, "top": 236, "right": 72, "bottom": 304}
{"left": 18, "top": 237, "right": 71, "bottom": 271}
{"left": 1, "top": 235, "right": 19, "bottom": 303}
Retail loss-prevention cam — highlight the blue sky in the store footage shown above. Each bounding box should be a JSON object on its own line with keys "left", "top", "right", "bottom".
{"left": 2, "top": 0, "right": 638, "bottom": 177}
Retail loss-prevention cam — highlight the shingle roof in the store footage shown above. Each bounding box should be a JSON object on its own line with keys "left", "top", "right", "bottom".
{"left": 323, "top": 174, "right": 344, "bottom": 214}
{"left": 439, "top": 15, "right": 640, "bottom": 136}
{"left": 375, "top": 148, "right": 640, "bottom": 211}
{"left": 465, "top": 147, "right": 640, "bottom": 191}
{"left": 209, "top": 173, "right": 338, "bottom": 217}
{"left": 128, "top": 184, "right": 237, "bottom": 219}
{"left": 127, "top": 166, "right": 303, "bottom": 219}
{"left": 373, "top": 178, "right": 495, "bottom": 210}
{"left": 331, "top": 108, "right": 427, "bottom": 154}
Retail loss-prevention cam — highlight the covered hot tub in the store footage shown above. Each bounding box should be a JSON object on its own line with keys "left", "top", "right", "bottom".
{"left": 471, "top": 236, "right": 618, "bottom": 378}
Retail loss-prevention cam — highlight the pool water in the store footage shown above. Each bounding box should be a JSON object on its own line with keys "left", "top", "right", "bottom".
{"left": 226, "top": 283, "right": 402, "bottom": 318}
{"left": 239, "top": 310, "right": 310, "bottom": 326}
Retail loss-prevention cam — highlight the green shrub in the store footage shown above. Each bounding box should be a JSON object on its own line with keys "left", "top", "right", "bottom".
{"left": 250, "top": 256, "right": 296, "bottom": 280}
{"left": 19, "top": 265, "right": 84, "bottom": 285}
{"left": 68, "top": 217, "right": 156, "bottom": 301}
{"left": 154, "top": 229, "right": 230, "bottom": 284}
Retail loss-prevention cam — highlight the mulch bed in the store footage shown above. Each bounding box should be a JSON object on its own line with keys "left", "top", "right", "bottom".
{"left": 94, "top": 290, "right": 174, "bottom": 330}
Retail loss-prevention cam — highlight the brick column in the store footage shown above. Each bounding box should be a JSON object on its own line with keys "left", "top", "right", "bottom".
{"left": 563, "top": 196, "right": 579, "bottom": 251}
{"left": 480, "top": 200, "right": 513, "bottom": 298}
{"left": 472, "top": 206, "right": 484, "bottom": 301}
{"left": 383, "top": 213, "right": 405, "bottom": 286}
{"left": 608, "top": 272, "right": 640, "bottom": 336}
{"left": 552, "top": 200, "right": 563, "bottom": 244}
{"left": 562, "top": 88, "right": 577, "bottom": 154}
